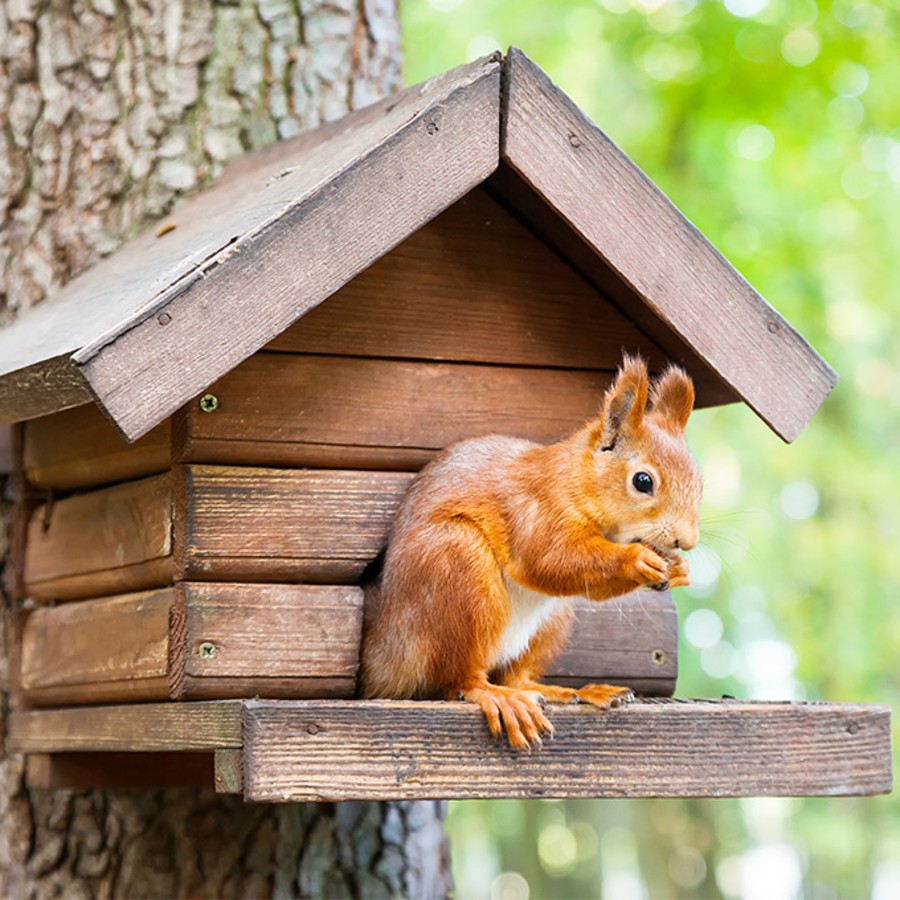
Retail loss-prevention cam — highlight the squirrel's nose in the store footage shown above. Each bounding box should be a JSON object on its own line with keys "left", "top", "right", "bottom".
{"left": 676, "top": 525, "right": 698, "bottom": 552}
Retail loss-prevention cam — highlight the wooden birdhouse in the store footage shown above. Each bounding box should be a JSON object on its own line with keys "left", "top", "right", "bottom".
{"left": 0, "top": 50, "right": 890, "bottom": 801}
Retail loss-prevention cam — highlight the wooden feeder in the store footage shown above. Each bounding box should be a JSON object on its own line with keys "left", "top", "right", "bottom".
{"left": 0, "top": 49, "right": 890, "bottom": 801}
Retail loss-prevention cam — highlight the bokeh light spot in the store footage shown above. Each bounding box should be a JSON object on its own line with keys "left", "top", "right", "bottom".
{"left": 780, "top": 481, "right": 819, "bottom": 520}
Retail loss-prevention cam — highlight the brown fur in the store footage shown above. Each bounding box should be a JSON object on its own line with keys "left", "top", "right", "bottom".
{"left": 359, "top": 355, "right": 702, "bottom": 748}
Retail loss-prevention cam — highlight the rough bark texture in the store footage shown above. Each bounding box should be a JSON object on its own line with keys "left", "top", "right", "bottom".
{"left": 0, "top": 2, "right": 452, "bottom": 896}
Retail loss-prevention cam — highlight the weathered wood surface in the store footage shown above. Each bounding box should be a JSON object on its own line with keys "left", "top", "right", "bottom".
{"left": 26, "top": 752, "right": 214, "bottom": 791}
{"left": 0, "top": 354, "right": 92, "bottom": 426}
{"left": 21, "top": 589, "right": 171, "bottom": 706}
{"left": 71, "top": 58, "right": 502, "bottom": 441}
{"left": 500, "top": 47, "right": 837, "bottom": 441}
{"left": 23, "top": 404, "right": 170, "bottom": 490}
{"left": 549, "top": 593, "right": 676, "bottom": 696}
{"left": 24, "top": 473, "right": 172, "bottom": 601}
{"left": 8, "top": 701, "right": 243, "bottom": 752}
{"left": 179, "top": 353, "right": 611, "bottom": 468}
{"left": 170, "top": 583, "right": 364, "bottom": 700}
{"left": 0, "top": 57, "right": 502, "bottom": 429}
{"left": 177, "top": 466, "right": 414, "bottom": 584}
{"left": 241, "top": 698, "right": 893, "bottom": 802}
{"left": 20, "top": 584, "right": 365, "bottom": 705}
{"left": 214, "top": 749, "right": 245, "bottom": 794}
{"left": 267, "top": 187, "right": 666, "bottom": 371}
{"left": 0, "top": 424, "right": 12, "bottom": 473}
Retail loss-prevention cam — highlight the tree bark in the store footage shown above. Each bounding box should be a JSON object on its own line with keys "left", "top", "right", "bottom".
{"left": 0, "top": 2, "right": 452, "bottom": 896}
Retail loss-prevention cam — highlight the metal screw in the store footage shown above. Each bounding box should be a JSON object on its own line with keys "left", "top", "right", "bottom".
{"left": 767, "top": 321, "right": 780, "bottom": 334}
{"left": 199, "top": 641, "right": 217, "bottom": 659}
{"left": 651, "top": 649, "right": 666, "bottom": 666}
{"left": 157, "top": 311, "right": 172, "bottom": 326}
{"left": 847, "top": 722, "right": 860, "bottom": 735}
{"left": 199, "top": 393, "right": 219, "bottom": 413}
{"left": 307, "top": 724, "right": 320, "bottom": 735}
{"left": 568, "top": 132, "right": 582, "bottom": 148}
{"left": 426, "top": 121, "right": 439, "bottom": 135}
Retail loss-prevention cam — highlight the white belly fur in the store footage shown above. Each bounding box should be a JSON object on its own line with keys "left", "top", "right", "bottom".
{"left": 492, "top": 575, "right": 562, "bottom": 669}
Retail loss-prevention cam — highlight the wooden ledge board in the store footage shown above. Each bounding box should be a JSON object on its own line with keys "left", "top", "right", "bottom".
{"left": 8, "top": 701, "right": 242, "bottom": 753}
{"left": 240, "top": 698, "right": 892, "bottom": 802}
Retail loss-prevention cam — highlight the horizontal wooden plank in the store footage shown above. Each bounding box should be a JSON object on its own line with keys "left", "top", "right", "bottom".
{"left": 21, "top": 589, "right": 172, "bottom": 706}
{"left": 177, "top": 438, "right": 435, "bottom": 473}
{"left": 26, "top": 752, "right": 214, "bottom": 791}
{"left": 8, "top": 701, "right": 243, "bottom": 752}
{"left": 180, "top": 354, "right": 613, "bottom": 465}
{"left": 548, "top": 592, "right": 676, "bottom": 697}
{"left": 23, "top": 403, "right": 170, "bottom": 490}
{"left": 170, "top": 583, "right": 364, "bottom": 700}
{"left": 267, "top": 187, "right": 667, "bottom": 371}
{"left": 242, "top": 698, "right": 893, "bottom": 801}
{"left": 177, "top": 466, "right": 414, "bottom": 584}
{"left": 500, "top": 48, "right": 837, "bottom": 440}
{"left": 24, "top": 473, "right": 173, "bottom": 601}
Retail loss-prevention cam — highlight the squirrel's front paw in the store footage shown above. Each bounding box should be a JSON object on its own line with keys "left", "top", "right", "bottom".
{"left": 624, "top": 543, "right": 669, "bottom": 587}
{"left": 666, "top": 553, "right": 691, "bottom": 589}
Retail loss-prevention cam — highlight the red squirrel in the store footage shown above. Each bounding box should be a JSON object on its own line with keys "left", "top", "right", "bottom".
{"left": 359, "top": 355, "right": 702, "bottom": 749}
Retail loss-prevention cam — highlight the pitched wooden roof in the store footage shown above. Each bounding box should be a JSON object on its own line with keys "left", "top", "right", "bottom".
{"left": 0, "top": 48, "right": 835, "bottom": 442}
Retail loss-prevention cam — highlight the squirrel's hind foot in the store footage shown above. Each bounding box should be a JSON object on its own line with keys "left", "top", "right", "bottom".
{"left": 574, "top": 683, "right": 635, "bottom": 709}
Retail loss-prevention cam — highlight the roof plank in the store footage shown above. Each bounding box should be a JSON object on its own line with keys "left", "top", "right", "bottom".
{"left": 0, "top": 56, "right": 502, "bottom": 430}
{"left": 75, "top": 57, "right": 502, "bottom": 441}
{"left": 500, "top": 47, "right": 837, "bottom": 441}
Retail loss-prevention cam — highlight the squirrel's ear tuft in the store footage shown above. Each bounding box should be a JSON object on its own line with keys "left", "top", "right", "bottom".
{"left": 649, "top": 365, "right": 695, "bottom": 434}
{"left": 596, "top": 354, "right": 649, "bottom": 450}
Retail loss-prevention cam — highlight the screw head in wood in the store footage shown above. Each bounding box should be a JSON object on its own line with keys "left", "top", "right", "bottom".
{"left": 199, "top": 393, "right": 219, "bottom": 413}
{"left": 157, "top": 311, "right": 172, "bottom": 326}
{"left": 652, "top": 649, "right": 666, "bottom": 666}
{"left": 199, "top": 641, "right": 217, "bottom": 659}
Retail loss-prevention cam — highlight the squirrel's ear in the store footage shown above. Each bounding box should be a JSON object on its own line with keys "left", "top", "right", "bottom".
{"left": 649, "top": 365, "right": 695, "bottom": 434}
{"left": 596, "top": 355, "right": 649, "bottom": 450}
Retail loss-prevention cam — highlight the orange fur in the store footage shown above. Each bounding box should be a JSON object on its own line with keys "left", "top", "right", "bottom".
{"left": 359, "top": 356, "right": 702, "bottom": 748}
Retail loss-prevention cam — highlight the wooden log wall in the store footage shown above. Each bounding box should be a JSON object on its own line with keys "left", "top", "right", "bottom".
{"left": 18, "top": 587, "right": 677, "bottom": 707}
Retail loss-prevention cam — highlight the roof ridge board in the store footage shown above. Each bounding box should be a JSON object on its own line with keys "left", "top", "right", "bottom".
{"left": 500, "top": 47, "right": 837, "bottom": 441}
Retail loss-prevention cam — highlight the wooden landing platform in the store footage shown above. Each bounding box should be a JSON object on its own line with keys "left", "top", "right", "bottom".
{"left": 8, "top": 698, "right": 891, "bottom": 802}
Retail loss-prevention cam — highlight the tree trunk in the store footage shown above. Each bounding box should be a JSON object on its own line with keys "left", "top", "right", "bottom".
{"left": 0, "top": 2, "right": 452, "bottom": 896}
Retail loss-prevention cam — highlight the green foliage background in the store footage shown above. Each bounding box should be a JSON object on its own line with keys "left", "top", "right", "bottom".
{"left": 402, "top": 1, "right": 899, "bottom": 897}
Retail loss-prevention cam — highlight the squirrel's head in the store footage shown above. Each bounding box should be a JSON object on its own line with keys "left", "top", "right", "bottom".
{"left": 584, "top": 355, "right": 702, "bottom": 554}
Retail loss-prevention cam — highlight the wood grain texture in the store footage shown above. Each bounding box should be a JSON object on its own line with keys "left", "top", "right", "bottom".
{"left": 180, "top": 353, "right": 612, "bottom": 465}
{"left": 0, "top": 57, "right": 501, "bottom": 429}
{"left": 8, "top": 701, "right": 243, "bottom": 752}
{"left": 242, "top": 698, "right": 892, "bottom": 801}
{"left": 548, "top": 592, "right": 676, "bottom": 696}
{"left": 177, "top": 466, "right": 414, "bottom": 584}
{"left": 170, "top": 583, "right": 364, "bottom": 700}
{"left": 500, "top": 48, "right": 837, "bottom": 441}
{"left": 24, "top": 473, "right": 173, "bottom": 601}
{"left": 266, "top": 187, "right": 667, "bottom": 370}
{"left": 21, "top": 589, "right": 172, "bottom": 706}
{"left": 215, "top": 749, "right": 244, "bottom": 794}
{"left": 0, "top": 354, "right": 92, "bottom": 425}
{"left": 23, "top": 404, "right": 170, "bottom": 490}
{"left": 72, "top": 58, "right": 502, "bottom": 441}
{"left": 26, "top": 752, "right": 214, "bottom": 791}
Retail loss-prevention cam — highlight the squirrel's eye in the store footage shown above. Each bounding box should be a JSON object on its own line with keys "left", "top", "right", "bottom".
{"left": 632, "top": 471, "right": 654, "bottom": 494}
